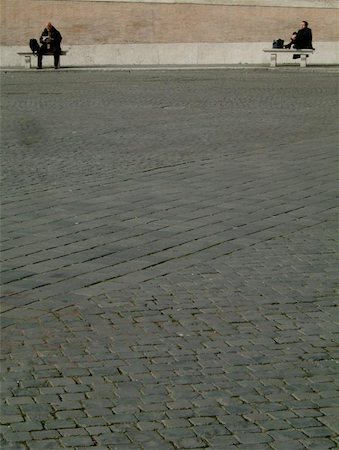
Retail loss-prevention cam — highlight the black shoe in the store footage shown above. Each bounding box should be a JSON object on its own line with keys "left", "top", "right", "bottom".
{"left": 37, "top": 67, "right": 42, "bottom": 69}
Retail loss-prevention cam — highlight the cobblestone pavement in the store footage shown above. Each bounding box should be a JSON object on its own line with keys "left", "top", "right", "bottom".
{"left": 1, "top": 69, "right": 338, "bottom": 450}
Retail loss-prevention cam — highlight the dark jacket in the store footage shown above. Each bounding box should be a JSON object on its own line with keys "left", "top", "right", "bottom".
{"left": 295, "top": 27, "right": 313, "bottom": 49}
{"left": 40, "top": 26, "right": 62, "bottom": 51}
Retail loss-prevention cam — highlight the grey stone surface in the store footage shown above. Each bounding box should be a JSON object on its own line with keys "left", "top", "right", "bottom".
{"left": 1, "top": 69, "right": 338, "bottom": 449}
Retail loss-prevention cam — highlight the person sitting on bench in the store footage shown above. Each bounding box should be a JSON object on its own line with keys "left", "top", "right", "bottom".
{"left": 293, "top": 21, "right": 314, "bottom": 58}
{"left": 38, "top": 22, "right": 62, "bottom": 69}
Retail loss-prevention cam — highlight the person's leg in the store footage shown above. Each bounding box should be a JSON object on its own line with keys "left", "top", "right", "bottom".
{"left": 37, "top": 48, "right": 43, "bottom": 69}
{"left": 37, "top": 45, "right": 46, "bottom": 69}
{"left": 53, "top": 48, "right": 61, "bottom": 69}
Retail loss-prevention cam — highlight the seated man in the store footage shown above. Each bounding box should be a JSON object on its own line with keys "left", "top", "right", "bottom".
{"left": 294, "top": 21, "right": 314, "bottom": 49}
{"left": 293, "top": 20, "right": 314, "bottom": 58}
{"left": 38, "top": 22, "right": 62, "bottom": 69}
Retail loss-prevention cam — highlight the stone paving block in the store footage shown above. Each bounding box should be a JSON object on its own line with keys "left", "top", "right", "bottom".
{"left": 60, "top": 435, "right": 95, "bottom": 447}
{"left": 176, "top": 436, "right": 207, "bottom": 448}
{"left": 268, "top": 409, "right": 299, "bottom": 419}
{"left": 139, "top": 402, "right": 169, "bottom": 413}
{"left": 76, "top": 447, "right": 109, "bottom": 450}
{"left": 75, "top": 417, "right": 108, "bottom": 427}
{"left": 34, "top": 394, "right": 62, "bottom": 405}
{"left": 5, "top": 395, "right": 35, "bottom": 405}
{"left": 300, "top": 438, "right": 337, "bottom": 449}
{"left": 318, "top": 409, "right": 339, "bottom": 433}
{"left": 44, "top": 418, "right": 77, "bottom": 430}
{"left": 205, "top": 434, "right": 239, "bottom": 447}
{"left": 189, "top": 417, "right": 219, "bottom": 426}
{"left": 234, "top": 431, "right": 273, "bottom": 444}
{"left": 95, "top": 432, "right": 131, "bottom": 445}
{"left": 134, "top": 441, "right": 175, "bottom": 450}
{"left": 107, "top": 414, "right": 136, "bottom": 424}
{"left": 48, "top": 376, "right": 76, "bottom": 387}
{"left": 193, "top": 423, "right": 231, "bottom": 438}
{"left": 316, "top": 398, "right": 339, "bottom": 408}
{"left": 137, "top": 420, "right": 165, "bottom": 431}
{"left": 26, "top": 442, "right": 65, "bottom": 450}
{"left": 288, "top": 417, "right": 323, "bottom": 428}
{"left": 259, "top": 419, "right": 291, "bottom": 431}
{"left": 302, "top": 426, "right": 334, "bottom": 438}
{"left": 2, "top": 442, "right": 28, "bottom": 450}
{"left": 59, "top": 427, "right": 90, "bottom": 437}
{"left": 1, "top": 430, "right": 31, "bottom": 442}
{"left": 270, "top": 441, "right": 307, "bottom": 450}
{"left": 236, "top": 444, "right": 273, "bottom": 450}
{"left": 19, "top": 404, "right": 54, "bottom": 419}
{"left": 159, "top": 426, "right": 197, "bottom": 441}
{"left": 293, "top": 408, "right": 324, "bottom": 418}
{"left": 135, "top": 411, "right": 168, "bottom": 422}
{"left": 217, "top": 415, "right": 259, "bottom": 432}
{"left": 162, "top": 418, "right": 191, "bottom": 428}
{"left": 55, "top": 409, "right": 87, "bottom": 419}
{"left": 109, "top": 423, "right": 138, "bottom": 434}
{"left": 268, "top": 429, "right": 308, "bottom": 440}
{"left": 10, "top": 421, "right": 44, "bottom": 432}
{"left": 31, "top": 430, "right": 61, "bottom": 439}
{"left": 85, "top": 425, "right": 113, "bottom": 435}
{"left": 0, "top": 414, "right": 24, "bottom": 424}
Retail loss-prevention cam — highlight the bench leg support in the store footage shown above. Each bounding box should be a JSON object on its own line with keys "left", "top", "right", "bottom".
{"left": 300, "top": 54, "right": 307, "bottom": 68}
{"left": 24, "top": 55, "right": 31, "bottom": 69}
{"left": 270, "top": 53, "right": 277, "bottom": 67}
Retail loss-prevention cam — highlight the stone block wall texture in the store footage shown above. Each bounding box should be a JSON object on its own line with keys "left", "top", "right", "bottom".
{"left": 1, "top": 0, "right": 339, "bottom": 46}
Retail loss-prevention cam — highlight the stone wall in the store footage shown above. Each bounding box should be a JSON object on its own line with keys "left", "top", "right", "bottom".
{"left": 1, "top": 0, "right": 338, "bottom": 66}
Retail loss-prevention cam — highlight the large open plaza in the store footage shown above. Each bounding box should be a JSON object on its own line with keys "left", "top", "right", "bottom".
{"left": 1, "top": 68, "right": 338, "bottom": 449}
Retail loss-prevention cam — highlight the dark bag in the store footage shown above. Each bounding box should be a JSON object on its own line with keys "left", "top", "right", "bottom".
{"left": 272, "top": 39, "right": 284, "bottom": 49}
{"left": 29, "top": 39, "right": 40, "bottom": 54}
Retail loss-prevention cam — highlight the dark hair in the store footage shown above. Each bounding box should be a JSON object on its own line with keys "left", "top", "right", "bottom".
{"left": 292, "top": 32, "right": 297, "bottom": 35}
{"left": 302, "top": 21, "right": 309, "bottom": 27}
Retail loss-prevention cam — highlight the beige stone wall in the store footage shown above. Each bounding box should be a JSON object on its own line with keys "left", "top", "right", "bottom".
{"left": 1, "top": 0, "right": 339, "bottom": 46}
{"left": 32, "top": 0, "right": 339, "bottom": 6}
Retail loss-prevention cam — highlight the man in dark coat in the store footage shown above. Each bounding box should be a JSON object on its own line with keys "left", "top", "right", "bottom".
{"left": 294, "top": 21, "right": 314, "bottom": 50}
{"left": 37, "top": 22, "right": 62, "bottom": 69}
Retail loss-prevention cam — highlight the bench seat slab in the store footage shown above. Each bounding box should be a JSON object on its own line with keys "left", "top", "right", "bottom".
{"left": 263, "top": 49, "right": 313, "bottom": 68}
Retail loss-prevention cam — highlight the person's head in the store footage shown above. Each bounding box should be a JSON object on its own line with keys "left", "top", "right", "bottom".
{"left": 47, "top": 22, "right": 53, "bottom": 31}
{"left": 301, "top": 21, "right": 308, "bottom": 29}
{"left": 291, "top": 32, "right": 297, "bottom": 40}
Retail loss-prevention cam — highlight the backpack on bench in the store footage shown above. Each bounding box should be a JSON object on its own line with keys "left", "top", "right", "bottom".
{"left": 29, "top": 39, "right": 40, "bottom": 54}
{"left": 272, "top": 39, "right": 284, "bottom": 49}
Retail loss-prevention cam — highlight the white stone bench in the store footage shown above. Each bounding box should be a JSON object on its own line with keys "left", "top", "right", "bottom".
{"left": 17, "top": 51, "right": 68, "bottom": 69}
{"left": 263, "top": 49, "right": 314, "bottom": 68}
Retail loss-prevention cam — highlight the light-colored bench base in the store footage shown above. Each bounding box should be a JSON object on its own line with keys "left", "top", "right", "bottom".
{"left": 17, "top": 51, "right": 67, "bottom": 69}
{"left": 263, "top": 49, "right": 314, "bottom": 68}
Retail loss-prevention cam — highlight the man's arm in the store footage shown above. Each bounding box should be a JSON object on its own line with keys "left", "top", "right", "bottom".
{"left": 309, "top": 29, "right": 314, "bottom": 49}
{"left": 53, "top": 29, "right": 62, "bottom": 44}
{"left": 39, "top": 28, "right": 48, "bottom": 44}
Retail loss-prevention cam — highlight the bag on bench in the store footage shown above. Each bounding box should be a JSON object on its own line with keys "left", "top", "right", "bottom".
{"left": 272, "top": 39, "right": 284, "bottom": 49}
{"left": 29, "top": 39, "right": 40, "bottom": 54}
